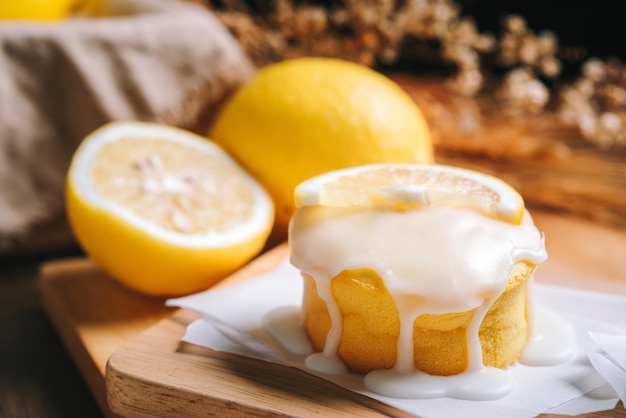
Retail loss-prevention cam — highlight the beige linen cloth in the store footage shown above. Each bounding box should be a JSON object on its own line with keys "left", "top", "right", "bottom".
{"left": 0, "top": 0, "right": 255, "bottom": 252}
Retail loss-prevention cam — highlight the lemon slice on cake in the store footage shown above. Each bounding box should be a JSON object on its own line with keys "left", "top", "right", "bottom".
{"left": 294, "top": 164, "right": 525, "bottom": 224}
{"left": 66, "top": 121, "right": 274, "bottom": 297}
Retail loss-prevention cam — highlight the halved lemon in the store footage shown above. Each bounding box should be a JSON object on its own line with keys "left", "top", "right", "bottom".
{"left": 66, "top": 121, "right": 274, "bottom": 297}
{"left": 294, "top": 164, "right": 525, "bottom": 224}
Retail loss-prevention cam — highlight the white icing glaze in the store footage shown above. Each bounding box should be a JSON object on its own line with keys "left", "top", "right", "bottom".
{"left": 290, "top": 206, "right": 546, "bottom": 314}
{"left": 284, "top": 205, "right": 576, "bottom": 401}
{"left": 520, "top": 306, "right": 577, "bottom": 366}
{"left": 363, "top": 366, "right": 516, "bottom": 400}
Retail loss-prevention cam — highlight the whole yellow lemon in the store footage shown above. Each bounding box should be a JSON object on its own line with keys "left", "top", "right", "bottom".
{"left": 210, "top": 57, "right": 434, "bottom": 236}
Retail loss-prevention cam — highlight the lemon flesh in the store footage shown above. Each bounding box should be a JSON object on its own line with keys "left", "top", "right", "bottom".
{"left": 91, "top": 137, "right": 259, "bottom": 238}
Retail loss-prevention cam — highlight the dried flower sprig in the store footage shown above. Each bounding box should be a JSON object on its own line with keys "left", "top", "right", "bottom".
{"left": 558, "top": 58, "right": 626, "bottom": 149}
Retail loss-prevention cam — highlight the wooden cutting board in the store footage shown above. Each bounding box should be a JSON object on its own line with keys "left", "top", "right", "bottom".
{"left": 40, "top": 211, "right": 626, "bottom": 418}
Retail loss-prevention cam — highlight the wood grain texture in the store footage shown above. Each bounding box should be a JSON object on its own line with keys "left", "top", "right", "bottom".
{"left": 106, "top": 309, "right": 416, "bottom": 418}
{"left": 40, "top": 212, "right": 626, "bottom": 417}
{"left": 40, "top": 259, "right": 176, "bottom": 417}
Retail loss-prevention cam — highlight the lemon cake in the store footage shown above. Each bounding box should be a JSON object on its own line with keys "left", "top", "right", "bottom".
{"left": 288, "top": 164, "right": 547, "bottom": 377}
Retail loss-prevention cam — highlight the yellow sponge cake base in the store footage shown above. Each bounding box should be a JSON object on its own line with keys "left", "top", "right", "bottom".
{"left": 302, "top": 261, "right": 535, "bottom": 376}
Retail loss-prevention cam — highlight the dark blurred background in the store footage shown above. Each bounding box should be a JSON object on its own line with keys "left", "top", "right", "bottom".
{"left": 460, "top": 0, "right": 624, "bottom": 75}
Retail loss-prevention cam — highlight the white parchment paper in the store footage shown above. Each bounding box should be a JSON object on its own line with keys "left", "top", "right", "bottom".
{"left": 167, "top": 258, "right": 626, "bottom": 418}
